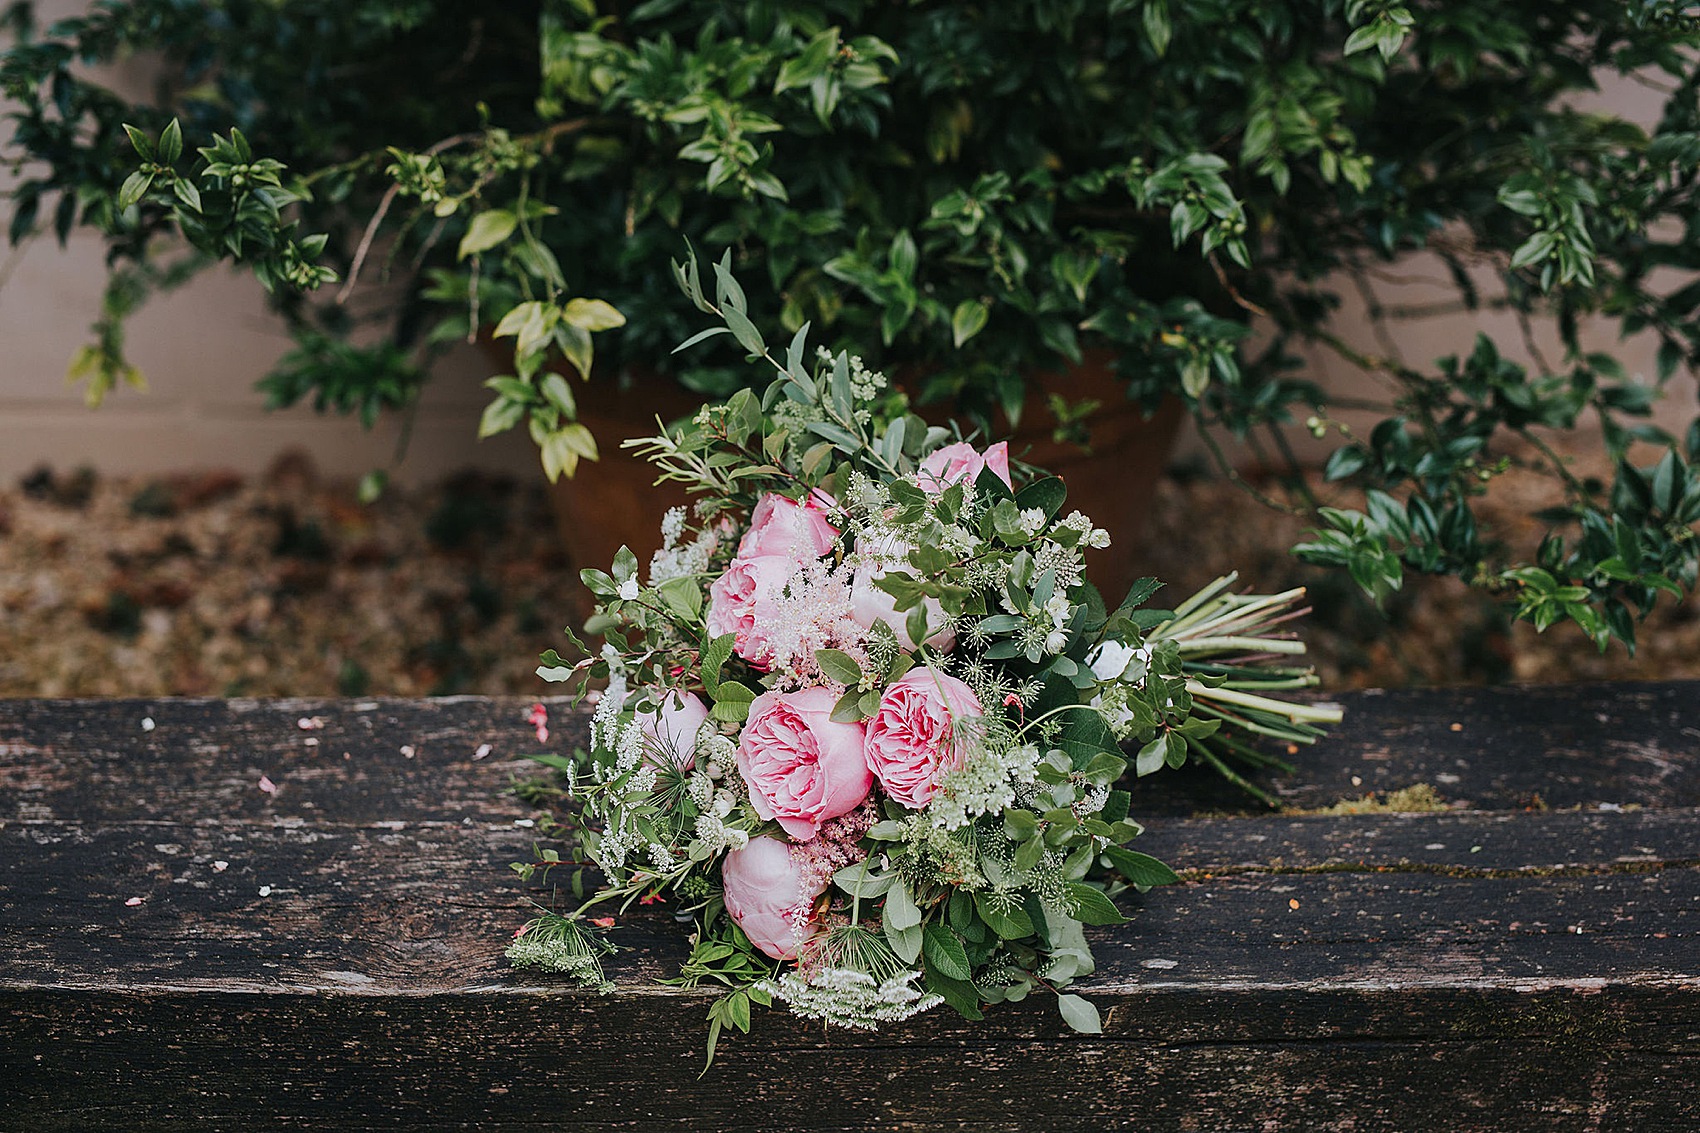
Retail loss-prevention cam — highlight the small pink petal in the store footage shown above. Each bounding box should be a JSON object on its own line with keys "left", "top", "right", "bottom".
{"left": 297, "top": 716, "right": 324, "bottom": 730}
{"left": 590, "top": 916, "right": 615, "bottom": 928}
{"left": 473, "top": 743, "right": 493, "bottom": 761}
{"left": 534, "top": 724, "right": 550, "bottom": 744}
{"left": 258, "top": 775, "right": 278, "bottom": 794}
{"left": 212, "top": 861, "right": 229, "bottom": 872}
{"left": 124, "top": 896, "right": 145, "bottom": 907}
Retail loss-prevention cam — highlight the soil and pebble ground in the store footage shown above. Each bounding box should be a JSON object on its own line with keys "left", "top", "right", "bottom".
{"left": 2, "top": 449, "right": 1696, "bottom": 700}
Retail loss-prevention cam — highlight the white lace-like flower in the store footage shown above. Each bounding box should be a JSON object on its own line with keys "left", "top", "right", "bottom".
{"left": 759, "top": 967, "right": 943, "bottom": 1031}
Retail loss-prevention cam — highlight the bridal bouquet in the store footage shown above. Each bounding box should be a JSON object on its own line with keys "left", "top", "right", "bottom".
{"left": 509, "top": 253, "right": 1340, "bottom": 1057}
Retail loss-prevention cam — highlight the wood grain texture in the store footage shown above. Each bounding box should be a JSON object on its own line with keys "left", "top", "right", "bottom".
{"left": 2, "top": 686, "right": 1698, "bottom": 1132}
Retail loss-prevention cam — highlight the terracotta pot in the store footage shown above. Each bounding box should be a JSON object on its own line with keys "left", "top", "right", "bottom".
{"left": 541, "top": 367, "right": 703, "bottom": 616}
{"left": 531, "top": 350, "right": 1185, "bottom": 621}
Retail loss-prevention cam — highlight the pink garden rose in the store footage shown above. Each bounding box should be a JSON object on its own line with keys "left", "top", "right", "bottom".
{"left": 633, "top": 690, "right": 710, "bottom": 770}
{"left": 737, "top": 491, "right": 840, "bottom": 559}
{"left": 721, "top": 835, "right": 827, "bottom": 960}
{"left": 864, "top": 667, "right": 984, "bottom": 809}
{"left": 917, "top": 441, "right": 1012, "bottom": 493}
{"left": 737, "top": 686, "right": 872, "bottom": 840}
{"left": 705, "top": 554, "right": 797, "bottom": 668}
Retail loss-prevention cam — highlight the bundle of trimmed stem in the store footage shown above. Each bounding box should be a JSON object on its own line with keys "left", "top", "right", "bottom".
{"left": 1150, "top": 573, "right": 1344, "bottom": 805}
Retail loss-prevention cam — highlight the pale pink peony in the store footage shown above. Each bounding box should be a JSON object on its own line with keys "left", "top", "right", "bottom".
{"left": 737, "top": 686, "right": 872, "bottom": 840}
{"left": 917, "top": 441, "right": 1012, "bottom": 493}
{"left": 737, "top": 491, "right": 840, "bottom": 560}
{"left": 847, "top": 557, "right": 954, "bottom": 652}
{"left": 864, "top": 667, "right": 984, "bottom": 809}
{"left": 705, "top": 554, "right": 797, "bottom": 668}
{"left": 633, "top": 690, "right": 710, "bottom": 769}
{"left": 721, "top": 835, "right": 827, "bottom": 960}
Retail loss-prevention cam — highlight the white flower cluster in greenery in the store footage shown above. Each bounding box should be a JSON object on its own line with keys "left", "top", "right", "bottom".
{"left": 648, "top": 507, "right": 719, "bottom": 585}
{"left": 1087, "top": 639, "right": 1154, "bottom": 737}
{"left": 930, "top": 736, "right": 1041, "bottom": 830}
{"left": 760, "top": 559, "right": 869, "bottom": 689}
{"left": 505, "top": 918, "right": 615, "bottom": 993}
{"left": 760, "top": 967, "right": 943, "bottom": 1030}
{"left": 588, "top": 645, "right": 628, "bottom": 752}
{"left": 692, "top": 811, "right": 748, "bottom": 854}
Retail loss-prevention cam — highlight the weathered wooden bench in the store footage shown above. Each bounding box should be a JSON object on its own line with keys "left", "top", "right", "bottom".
{"left": 2, "top": 684, "right": 1696, "bottom": 1131}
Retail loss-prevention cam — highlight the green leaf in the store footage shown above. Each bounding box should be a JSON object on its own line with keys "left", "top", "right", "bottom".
{"left": 926, "top": 970, "right": 984, "bottom": 1020}
{"left": 122, "top": 123, "right": 156, "bottom": 161}
{"left": 721, "top": 306, "right": 766, "bottom": 356}
{"left": 458, "top": 209, "right": 518, "bottom": 260}
{"left": 886, "top": 919, "right": 922, "bottom": 965}
{"left": 1105, "top": 847, "right": 1179, "bottom": 887}
{"left": 922, "top": 923, "right": 972, "bottom": 981}
{"left": 171, "top": 176, "right": 202, "bottom": 212}
{"left": 1057, "top": 993, "right": 1103, "bottom": 1034}
{"left": 1142, "top": 0, "right": 1171, "bottom": 56}
{"left": 814, "top": 648, "right": 863, "bottom": 686}
{"left": 884, "top": 879, "right": 922, "bottom": 931}
{"left": 562, "top": 297, "right": 626, "bottom": 332}
{"left": 158, "top": 118, "right": 183, "bottom": 165}
{"left": 117, "top": 170, "right": 154, "bottom": 212}
{"left": 700, "top": 633, "right": 735, "bottom": 694}
{"left": 478, "top": 396, "right": 526, "bottom": 439}
{"left": 658, "top": 575, "right": 703, "bottom": 620}
{"left": 1066, "top": 882, "right": 1127, "bottom": 926}
{"left": 951, "top": 299, "right": 989, "bottom": 347}
{"left": 834, "top": 862, "right": 895, "bottom": 899}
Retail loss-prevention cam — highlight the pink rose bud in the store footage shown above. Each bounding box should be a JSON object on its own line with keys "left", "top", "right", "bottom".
{"left": 737, "top": 687, "right": 872, "bottom": 841}
{"left": 916, "top": 441, "right": 1013, "bottom": 493}
{"left": 634, "top": 690, "right": 710, "bottom": 770}
{"left": 721, "top": 835, "right": 827, "bottom": 961}
{"left": 705, "top": 553, "right": 797, "bottom": 669}
{"left": 864, "top": 667, "right": 984, "bottom": 810}
{"left": 737, "top": 491, "right": 840, "bottom": 560}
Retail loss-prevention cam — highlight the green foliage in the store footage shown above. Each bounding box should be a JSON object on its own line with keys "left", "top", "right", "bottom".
{"left": 5, "top": 0, "right": 1700, "bottom": 645}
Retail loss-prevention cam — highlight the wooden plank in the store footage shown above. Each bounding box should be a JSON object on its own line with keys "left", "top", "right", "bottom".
{"left": 4, "top": 812, "right": 1697, "bottom": 990}
{"left": 5, "top": 683, "right": 1698, "bottom": 825}
{"left": 2, "top": 690, "right": 1698, "bottom": 1131}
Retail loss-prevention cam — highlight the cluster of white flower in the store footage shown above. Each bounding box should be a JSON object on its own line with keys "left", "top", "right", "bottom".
{"left": 648, "top": 508, "right": 721, "bottom": 585}
{"left": 647, "top": 842, "right": 677, "bottom": 872}
{"left": 758, "top": 558, "right": 867, "bottom": 688}
{"left": 692, "top": 811, "right": 749, "bottom": 854}
{"left": 505, "top": 927, "right": 615, "bottom": 993}
{"left": 1058, "top": 510, "right": 1112, "bottom": 549}
{"left": 930, "top": 739, "right": 1042, "bottom": 830}
{"left": 1087, "top": 639, "right": 1154, "bottom": 737}
{"left": 587, "top": 645, "right": 629, "bottom": 752}
{"left": 760, "top": 967, "right": 943, "bottom": 1030}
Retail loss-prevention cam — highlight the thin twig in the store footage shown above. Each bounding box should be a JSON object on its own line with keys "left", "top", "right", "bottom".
{"left": 1195, "top": 423, "right": 1306, "bottom": 516}
{"left": 337, "top": 181, "right": 401, "bottom": 305}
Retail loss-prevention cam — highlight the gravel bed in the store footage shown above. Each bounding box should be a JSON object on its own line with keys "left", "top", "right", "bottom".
{"left": 1, "top": 450, "right": 1695, "bottom": 699}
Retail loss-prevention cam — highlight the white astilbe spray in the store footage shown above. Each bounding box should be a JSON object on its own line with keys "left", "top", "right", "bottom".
{"left": 587, "top": 645, "right": 628, "bottom": 752}
{"left": 757, "top": 558, "right": 871, "bottom": 689}
{"left": 648, "top": 507, "right": 722, "bottom": 584}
